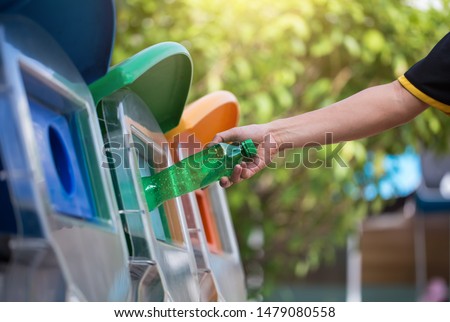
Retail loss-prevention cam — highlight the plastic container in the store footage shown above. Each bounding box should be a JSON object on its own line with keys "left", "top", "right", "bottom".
{"left": 91, "top": 40, "right": 200, "bottom": 301}
{"left": 98, "top": 89, "right": 201, "bottom": 301}
{"left": 0, "top": 16, "right": 130, "bottom": 301}
{"left": 142, "top": 140, "right": 256, "bottom": 211}
{"left": 165, "top": 91, "right": 249, "bottom": 301}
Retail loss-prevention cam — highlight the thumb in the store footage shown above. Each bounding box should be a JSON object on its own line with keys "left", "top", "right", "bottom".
{"left": 212, "top": 127, "right": 243, "bottom": 144}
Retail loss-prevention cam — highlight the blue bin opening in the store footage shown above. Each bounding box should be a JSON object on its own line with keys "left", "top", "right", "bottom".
{"left": 48, "top": 125, "right": 75, "bottom": 196}
{"left": 22, "top": 65, "right": 94, "bottom": 220}
{"left": 29, "top": 98, "right": 93, "bottom": 219}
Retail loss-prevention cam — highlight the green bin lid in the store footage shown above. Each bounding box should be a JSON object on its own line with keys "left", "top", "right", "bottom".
{"left": 89, "top": 42, "right": 192, "bottom": 133}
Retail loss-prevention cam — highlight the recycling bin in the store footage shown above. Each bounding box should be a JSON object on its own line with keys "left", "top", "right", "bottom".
{"left": 0, "top": 16, "right": 131, "bottom": 301}
{"left": 90, "top": 42, "right": 201, "bottom": 301}
{"left": 166, "top": 91, "right": 247, "bottom": 301}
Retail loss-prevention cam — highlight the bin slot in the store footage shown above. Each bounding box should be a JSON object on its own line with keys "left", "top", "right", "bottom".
{"left": 21, "top": 67, "right": 96, "bottom": 220}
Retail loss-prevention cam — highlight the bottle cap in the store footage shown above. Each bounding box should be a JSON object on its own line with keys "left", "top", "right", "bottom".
{"left": 241, "top": 139, "right": 257, "bottom": 158}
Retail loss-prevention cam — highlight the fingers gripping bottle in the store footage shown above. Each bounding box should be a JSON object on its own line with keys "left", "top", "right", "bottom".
{"left": 141, "top": 139, "right": 257, "bottom": 210}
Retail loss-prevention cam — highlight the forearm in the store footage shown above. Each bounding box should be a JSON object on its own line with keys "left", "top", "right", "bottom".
{"left": 268, "top": 80, "right": 428, "bottom": 150}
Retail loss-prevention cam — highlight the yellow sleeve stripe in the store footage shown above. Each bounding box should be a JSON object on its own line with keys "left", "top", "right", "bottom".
{"left": 398, "top": 75, "right": 450, "bottom": 115}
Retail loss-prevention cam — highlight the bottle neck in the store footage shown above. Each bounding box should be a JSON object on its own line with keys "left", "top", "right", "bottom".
{"left": 219, "top": 142, "right": 244, "bottom": 168}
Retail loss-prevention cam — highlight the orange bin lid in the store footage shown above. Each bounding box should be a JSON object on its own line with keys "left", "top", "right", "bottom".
{"left": 166, "top": 90, "right": 239, "bottom": 146}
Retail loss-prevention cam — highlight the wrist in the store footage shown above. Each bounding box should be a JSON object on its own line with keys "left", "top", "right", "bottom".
{"left": 265, "top": 120, "right": 285, "bottom": 153}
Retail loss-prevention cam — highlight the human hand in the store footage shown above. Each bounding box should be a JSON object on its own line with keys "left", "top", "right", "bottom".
{"left": 212, "top": 123, "right": 279, "bottom": 188}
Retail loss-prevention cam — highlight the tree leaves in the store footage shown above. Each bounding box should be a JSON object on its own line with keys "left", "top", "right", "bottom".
{"left": 115, "top": 0, "right": 450, "bottom": 297}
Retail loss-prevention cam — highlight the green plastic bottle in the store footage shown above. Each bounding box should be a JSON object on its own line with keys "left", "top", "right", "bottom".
{"left": 141, "top": 139, "right": 257, "bottom": 210}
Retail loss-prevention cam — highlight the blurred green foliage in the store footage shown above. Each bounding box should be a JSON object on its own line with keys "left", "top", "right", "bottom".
{"left": 114, "top": 0, "right": 450, "bottom": 297}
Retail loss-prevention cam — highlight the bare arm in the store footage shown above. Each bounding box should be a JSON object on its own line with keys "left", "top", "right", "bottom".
{"left": 269, "top": 80, "right": 427, "bottom": 147}
{"left": 213, "top": 80, "right": 428, "bottom": 187}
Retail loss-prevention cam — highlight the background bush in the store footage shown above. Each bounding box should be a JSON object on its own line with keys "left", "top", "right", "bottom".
{"left": 114, "top": 0, "right": 450, "bottom": 297}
